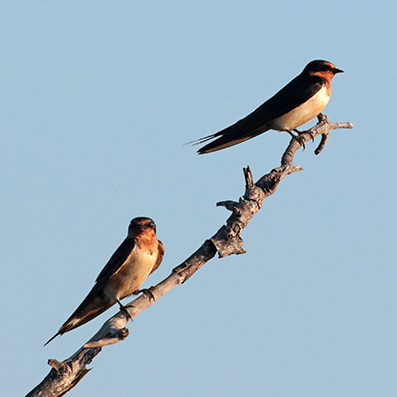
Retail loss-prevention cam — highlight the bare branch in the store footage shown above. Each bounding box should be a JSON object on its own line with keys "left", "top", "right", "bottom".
{"left": 26, "top": 116, "right": 353, "bottom": 396}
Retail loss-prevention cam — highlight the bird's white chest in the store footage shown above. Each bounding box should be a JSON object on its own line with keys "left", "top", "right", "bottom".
{"left": 110, "top": 246, "right": 158, "bottom": 299}
{"left": 269, "top": 85, "right": 331, "bottom": 131}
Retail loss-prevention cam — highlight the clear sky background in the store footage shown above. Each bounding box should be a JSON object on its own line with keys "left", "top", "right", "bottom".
{"left": 1, "top": 1, "right": 396, "bottom": 396}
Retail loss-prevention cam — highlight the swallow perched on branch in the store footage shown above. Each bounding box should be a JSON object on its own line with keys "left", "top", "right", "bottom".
{"left": 191, "top": 60, "right": 343, "bottom": 154}
{"left": 45, "top": 217, "right": 164, "bottom": 345}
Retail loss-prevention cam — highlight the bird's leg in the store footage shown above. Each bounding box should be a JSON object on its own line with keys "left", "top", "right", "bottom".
{"left": 286, "top": 129, "right": 306, "bottom": 150}
{"left": 134, "top": 287, "right": 156, "bottom": 302}
{"left": 117, "top": 299, "right": 133, "bottom": 322}
{"left": 317, "top": 112, "right": 327, "bottom": 123}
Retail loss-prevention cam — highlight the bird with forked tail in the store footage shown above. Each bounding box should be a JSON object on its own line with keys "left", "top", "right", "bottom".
{"left": 190, "top": 60, "right": 343, "bottom": 154}
{"left": 45, "top": 217, "right": 164, "bottom": 345}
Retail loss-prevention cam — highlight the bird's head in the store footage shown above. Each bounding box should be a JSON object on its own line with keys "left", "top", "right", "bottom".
{"left": 303, "top": 60, "right": 343, "bottom": 81}
{"left": 128, "top": 217, "right": 156, "bottom": 233}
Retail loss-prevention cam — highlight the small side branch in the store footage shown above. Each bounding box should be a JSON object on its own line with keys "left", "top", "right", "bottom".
{"left": 26, "top": 115, "right": 352, "bottom": 396}
{"left": 26, "top": 348, "right": 100, "bottom": 397}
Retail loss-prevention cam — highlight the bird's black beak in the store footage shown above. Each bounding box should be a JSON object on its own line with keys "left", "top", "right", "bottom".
{"left": 333, "top": 68, "right": 344, "bottom": 74}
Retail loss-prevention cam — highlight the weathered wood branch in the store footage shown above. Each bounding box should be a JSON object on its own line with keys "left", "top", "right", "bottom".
{"left": 26, "top": 115, "right": 353, "bottom": 396}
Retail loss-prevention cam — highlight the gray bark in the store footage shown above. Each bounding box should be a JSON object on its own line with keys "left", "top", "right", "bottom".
{"left": 26, "top": 114, "right": 353, "bottom": 396}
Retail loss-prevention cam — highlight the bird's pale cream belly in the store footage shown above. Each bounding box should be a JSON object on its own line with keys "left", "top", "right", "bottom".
{"left": 107, "top": 246, "right": 158, "bottom": 300}
{"left": 269, "top": 85, "right": 330, "bottom": 131}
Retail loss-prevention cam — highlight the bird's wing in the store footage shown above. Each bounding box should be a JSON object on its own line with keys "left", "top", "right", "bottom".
{"left": 196, "top": 75, "right": 323, "bottom": 153}
{"left": 95, "top": 237, "right": 137, "bottom": 285}
{"left": 150, "top": 239, "right": 165, "bottom": 275}
{"left": 48, "top": 239, "right": 136, "bottom": 337}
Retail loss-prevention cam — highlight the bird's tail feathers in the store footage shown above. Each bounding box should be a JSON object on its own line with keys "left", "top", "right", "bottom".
{"left": 197, "top": 135, "right": 254, "bottom": 154}
{"left": 185, "top": 132, "right": 222, "bottom": 147}
{"left": 44, "top": 332, "right": 60, "bottom": 346}
{"left": 44, "top": 299, "right": 114, "bottom": 346}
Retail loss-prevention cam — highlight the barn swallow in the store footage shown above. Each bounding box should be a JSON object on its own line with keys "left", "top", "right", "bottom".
{"left": 191, "top": 60, "right": 343, "bottom": 154}
{"left": 45, "top": 217, "right": 164, "bottom": 345}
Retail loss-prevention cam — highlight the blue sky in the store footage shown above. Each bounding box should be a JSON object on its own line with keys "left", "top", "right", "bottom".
{"left": 1, "top": 1, "right": 396, "bottom": 396}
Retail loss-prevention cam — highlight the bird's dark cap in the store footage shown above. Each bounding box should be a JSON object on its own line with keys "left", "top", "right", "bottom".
{"left": 129, "top": 217, "right": 156, "bottom": 232}
{"left": 304, "top": 60, "right": 343, "bottom": 74}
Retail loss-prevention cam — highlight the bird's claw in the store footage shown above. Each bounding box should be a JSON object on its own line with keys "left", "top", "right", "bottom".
{"left": 117, "top": 299, "right": 133, "bottom": 322}
{"left": 287, "top": 129, "right": 306, "bottom": 150}
{"left": 294, "top": 134, "right": 307, "bottom": 150}
{"left": 136, "top": 287, "right": 156, "bottom": 302}
{"left": 294, "top": 128, "right": 315, "bottom": 143}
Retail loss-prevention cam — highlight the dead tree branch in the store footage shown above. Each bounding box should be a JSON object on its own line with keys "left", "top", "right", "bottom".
{"left": 26, "top": 114, "right": 353, "bottom": 396}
